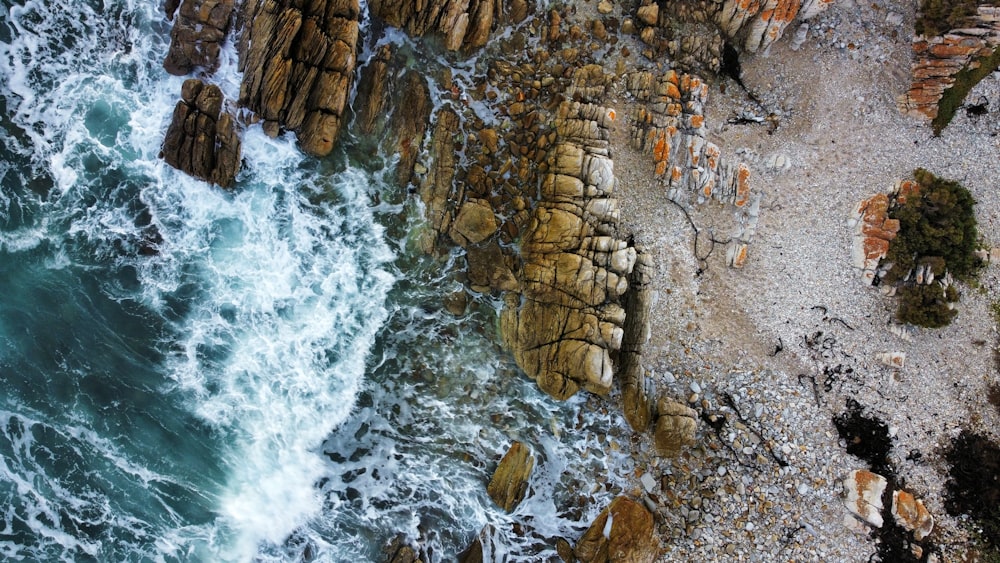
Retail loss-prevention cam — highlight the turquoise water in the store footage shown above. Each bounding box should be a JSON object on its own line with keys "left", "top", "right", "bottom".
{"left": 0, "top": 1, "right": 627, "bottom": 560}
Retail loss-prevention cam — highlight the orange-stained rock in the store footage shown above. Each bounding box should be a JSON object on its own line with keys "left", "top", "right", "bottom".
{"left": 892, "top": 489, "right": 934, "bottom": 541}
{"left": 487, "top": 442, "right": 535, "bottom": 512}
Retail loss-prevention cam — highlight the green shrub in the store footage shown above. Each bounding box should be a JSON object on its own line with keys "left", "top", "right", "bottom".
{"left": 885, "top": 169, "right": 982, "bottom": 327}
{"left": 896, "top": 283, "right": 959, "bottom": 327}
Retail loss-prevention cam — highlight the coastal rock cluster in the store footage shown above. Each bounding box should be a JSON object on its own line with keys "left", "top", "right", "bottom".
{"left": 160, "top": 79, "right": 242, "bottom": 188}
{"left": 633, "top": 0, "right": 834, "bottom": 70}
{"left": 898, "top": 6, "right": 1000, "bottom": 122}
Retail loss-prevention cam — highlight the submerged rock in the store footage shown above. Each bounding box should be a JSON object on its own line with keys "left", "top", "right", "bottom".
{"left": 163, "top": 0, "right": 235, "bottom": 76}
{"left": 160, "top": 79, "right": 241, "bottom": 187}
{"left": 369, "top": 0, "right": 501, "bottom": 51}
{"left": 574, "top": 496, "right": 658, "bottom": 563}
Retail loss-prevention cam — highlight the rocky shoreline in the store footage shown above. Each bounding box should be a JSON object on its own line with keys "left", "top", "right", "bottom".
{"left": 159, "top": 0, "right": 1000, "bottom": 560}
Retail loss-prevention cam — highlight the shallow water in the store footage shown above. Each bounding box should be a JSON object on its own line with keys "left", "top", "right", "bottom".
{"left": 0, "top": 2, "right": 626, "bottom": 560}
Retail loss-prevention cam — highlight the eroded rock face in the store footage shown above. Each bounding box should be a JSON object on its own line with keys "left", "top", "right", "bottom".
{"left": 237, "top": 0, "right": 361, "bottom": 156}
{"left": 163, "top": 0, "right": 235, "bottom": 76}
{"left": 487, "top": 441, "right": 535, "bottom": 513}
{"left": 368, "top": 0, "right": 501, "bottom": 51}
{"left": 627, "top": 70, "right": 757, "bottom": 268}
{"left": 501, "top": 102, "right": 636, "bottom": 400}
{"left": 418, "top": 107, "right": 462, "bottom": 254}
{"left": 620, "top": 249, "right": 654, "bottom": 432}
{"left": 573, "top": 496, "right": 658, "bottom": 563}
{"left": 160, "top": 79, "right": 242, "bottom": 187}
{"left": 898, "top": 7, "right": 1000, "bottom": 122}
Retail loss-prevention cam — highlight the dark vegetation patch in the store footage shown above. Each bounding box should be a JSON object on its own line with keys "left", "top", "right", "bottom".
{"left": 944, "top": 431, "right": 1000, "bottom": 559}
{"left": 916, "top": 0, "right": 984, "bottom": 37}
{"left": 988, "top": 383, "right": 1000, "bottom": 416}
{"left": 933, "top": 45, "right": 1000, "bottom": 135}
{"left": 833, "top": 399, "right": 895, "bottom": 477}
{"left": 885, "top": 169, "right": 982, "bottom": 327}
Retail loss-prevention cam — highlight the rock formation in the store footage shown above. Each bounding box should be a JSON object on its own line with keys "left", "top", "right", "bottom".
{"left": 501, "top": 101, "right": 637, "bottom": 401}
{"left": 237, "top": 0, "right": 361, "bottom": 156}
{"left": 163, "top": 0, "right": 235, "bottom": 76}
{"left": 368, "top": 0, "right": 501, "bottom": 51}
{"left": 417, "top": 107, "right": 462, "bottom": 254}
{"left": 898, "top": 6, "right": 1000, "bottom": 127}
{"left": 627, "top": 70, "right": 758, "bottom": 268}
{"left": 486, "top": 441, "right": 534, "bottom": 512}
{"left": 573, "top": 496, "right": 658, "bottom": 563}
{"left": 892, "top": 489, "right": 934, "bottom": 541}
{"left": 160, "top": 79, "right": 242, "bottom": 187}
{"left": 716, "top": 0, "right": 834, "bottom": 53}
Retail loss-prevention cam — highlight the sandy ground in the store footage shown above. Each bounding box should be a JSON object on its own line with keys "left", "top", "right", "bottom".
{"left": 601, "top": 0, "right": 1000, "bottom": 560}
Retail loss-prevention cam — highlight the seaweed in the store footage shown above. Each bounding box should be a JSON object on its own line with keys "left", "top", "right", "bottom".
{"left": 944, "top": 431, "right": 1000, "bottom": 558}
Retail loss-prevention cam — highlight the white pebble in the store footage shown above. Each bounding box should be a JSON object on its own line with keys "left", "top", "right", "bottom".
{"left": 718, "top": 466, "right": 727, "bottom": 477}
{"left": 690, "top": 381, "right": 702, "bottom": 394}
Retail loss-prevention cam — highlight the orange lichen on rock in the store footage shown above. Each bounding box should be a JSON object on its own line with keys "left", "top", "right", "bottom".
{"left": 733, "top": 163, "right": 751, "bottom": 207}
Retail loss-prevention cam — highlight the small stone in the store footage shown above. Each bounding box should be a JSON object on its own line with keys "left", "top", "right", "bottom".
{"left": 690, "top": 381, "right": 701, "bottom": 394}
{"left": 597, "top": 0, "right": 613, "bottom": 15}
{"left": 641, "top": 472, "right": 657, "bottom": 493}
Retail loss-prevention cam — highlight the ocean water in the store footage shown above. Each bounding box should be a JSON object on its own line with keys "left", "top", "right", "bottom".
{"left": 0, "top": 2, "right": 627, "bottom": 561}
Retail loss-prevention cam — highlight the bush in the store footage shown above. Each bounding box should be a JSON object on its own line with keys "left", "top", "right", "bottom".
{"left": 885, "top": 169, "right": 981, "bottom": 327}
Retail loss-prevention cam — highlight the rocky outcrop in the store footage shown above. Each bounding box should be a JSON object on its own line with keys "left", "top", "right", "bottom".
{"left": 501, "top": 102, "right": 637, "bottom": 401}
{"left": 383, "top": 536, "right": 424, "bottom": 563}
{"left": 633, "top": 0, "right": 834, "bottom": 67}
{"left": 160, "top": 79, "right": 242, "bottom": 187}
{"left": 898, "top": 7, "right": 1000, "bottom": 125}
{"left": 487, "top": 441, "right": 535, "bottom": 512}
{"left": 418, "top": 107, "right": 462, "bottom": 254}
{"left": 237, "top": 0, "right": 361, "bottom": 156}
{"left": 163, "top": 0, "right": 235, "bottom": 76}
{"left": 368, "top": 0, "right": 501, "bottom": 51}
{"left": 573, "top": 496, "right": 658, "bottom": 563}
{"left": 627, "top": 70, "right": 758, "bottom": 268}
{"left": 620, "top": 249, "right": 654, "bottom": 432}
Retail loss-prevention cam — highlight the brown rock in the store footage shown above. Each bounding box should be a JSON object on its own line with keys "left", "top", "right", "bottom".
{"left": 487, "top": 441, "right": 535, "bottom": 512}
{"left": 418, "top": 107, "right": 462, "bottom": 253}
{"left": 574, "top": 497, "right": 657, "bottom": 563}
{"left": 653, "top": 399, "right": 697, "bottom": 456}
{"left": 637, "top": 4, "right": 659, "bottom": 26}
{"left": 369, "top": 0, "right": 498, "bottom": 51}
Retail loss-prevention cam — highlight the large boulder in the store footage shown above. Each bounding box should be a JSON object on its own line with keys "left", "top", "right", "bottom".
{"left": 237, "top": 0, "right": 361, "bottom": 156}
{"left": 573, "top": 497, "right": 658, "bottom": 563}
{"left": 501, "top": 102, "right": 636, "bottom": 401}
{"left": 160, "top": 79, "right": 241, "bottom": 187}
